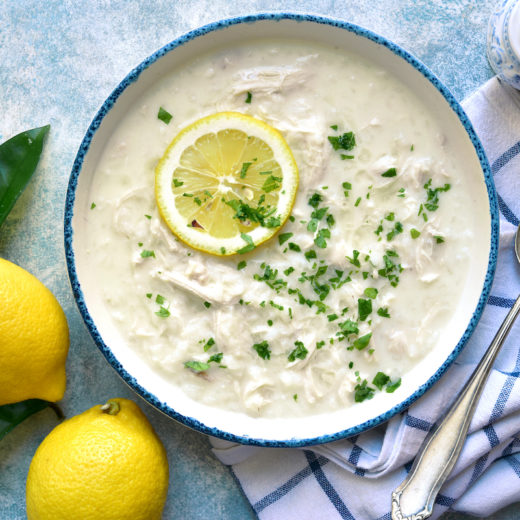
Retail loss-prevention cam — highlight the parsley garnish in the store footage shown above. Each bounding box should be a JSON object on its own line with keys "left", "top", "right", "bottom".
{"left": 237, "top": 233, "right": 255, "bottom": 254}
{"left": 346, "top": 250, "right": 361, "bottom": 267}
{"left": 353, "top": 332, "right": 372, "bottom": 350}
{"left": 372, "top": 372, "right": 390, "bottom": 390}
{"left": 423, "top": 179, "right": 451, "bottom": 211}
{"left": 381, "top": 168, "right": 397, "bottom": 178}
{"left": 364, "top": 287, "right": 378, "bottom": 299}
{"left": 155, "top": 306, "right": 170, "bottom": 318}
{"left": 308, "top": 193, "right": 322, "bottom": 208}
{"left": 237, "top": 260, "right": 247, "bottom": 270}
{"left": 354, "top": 379, "right": 375, "bottom": 402}
{"left": 314, "top": 228, "right": 330, "bottom": 249}
{"left": 245, "top": 91, "right": 252, "bottom": 104}
{"left": 184, "top": 360, "right": 210, "bottom": 373}
{"left": 377, "top": 307, "right": 390, "bottom": 318}
{"left": 141, "top": 250, "right": 155, "bottom": 258}
{"left": 358, "top": 298, "right": 372, "bottom": 321}
{"left": 262, "top": 175, "right": 282, "bottom": 193}
{"left": 386, "top": 378, "right": 402, "bottom": 393}
{"left": 240, "top": 162, "right": 252, "bottom": 178}
{"left": 410, "top": 228, "right": 421, "bottom": 239}
{"left": 253, "top": 340, "right": 271, "bottom": 360}
{"left": 288, "top": 341, "right": 308, "bottom": 362}
{"left": 173, "top": 178, "right": 184, "bottom": 187}
{"left": 203, "top": 301, "right": 211, "bottom": 309}
{"left": 278, "top": 232, "right": 293, "bottom": 245}
{"left": 328, "top": 132, "right": 356, "bottom": 151}
{"left": 157, "top": 107, "right": 173, "bottom": 124}
{"left": 90, "top": 202, "right": 96, "bottom": 209}
{"left": 203, "top": 337, "right": 215, "bottom": 351}
{"left": 354, "top": 197, "right": 361, "bottom": 207}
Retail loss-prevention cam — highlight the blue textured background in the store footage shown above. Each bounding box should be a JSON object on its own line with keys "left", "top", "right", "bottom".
{"left": 0, "top": 1, "right": 516, "bottom": 519}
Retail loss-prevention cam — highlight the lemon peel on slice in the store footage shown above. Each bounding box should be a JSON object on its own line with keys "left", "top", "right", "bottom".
{"left": 155, "top": 111, "right": 299, "bottom": 256}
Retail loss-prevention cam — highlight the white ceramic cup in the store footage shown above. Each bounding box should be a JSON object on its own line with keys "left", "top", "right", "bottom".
{"left": 487, "top": 0, "right": 520, "bottom": 89}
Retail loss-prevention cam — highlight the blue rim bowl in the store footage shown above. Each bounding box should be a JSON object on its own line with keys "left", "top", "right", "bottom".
{"left": 64, "top": 13, "right": 499, "bottom": 447}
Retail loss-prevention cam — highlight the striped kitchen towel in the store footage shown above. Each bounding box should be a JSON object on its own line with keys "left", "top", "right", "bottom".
{"left": 210, "top": 77, "right": 520, "bottom": 520}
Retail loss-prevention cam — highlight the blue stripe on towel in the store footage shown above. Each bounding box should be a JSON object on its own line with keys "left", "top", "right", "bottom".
{"left": 506, "top": 454, "right": 520, "bottom": 479}
{"left": 405, "top": 414, "right": 432, "bottom": 432}
{"left": 252, "top": 453, "right": 329, "bottom": 513}
{"left": 304, "top": 451, "right": 355, "bottom": 520}
{"left": 497, "top": 193, "right": 519, "bottom": 226}
{"left": 484, "top": 424, "right": 500, "bottom": 448}
{"left": 491, "top": 140, "right": 520, "bottom": 175}
{"left": 488, "top": 295, "right": 516, "bottom": 308}
{"left": 435, "top": 493, "right": 456, "bottom": 507}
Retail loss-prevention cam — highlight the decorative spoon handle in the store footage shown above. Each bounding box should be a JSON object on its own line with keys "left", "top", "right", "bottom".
{"left": 391, "top": 294, "right": 520, "bottom": 520}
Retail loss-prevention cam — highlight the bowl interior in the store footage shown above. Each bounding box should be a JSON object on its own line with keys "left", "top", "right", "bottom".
{"left": 67, "top": 15, "right": 497, "bottom": 445}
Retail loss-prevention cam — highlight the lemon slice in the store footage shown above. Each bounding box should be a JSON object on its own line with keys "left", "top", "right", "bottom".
{"left": 155, "top": 112, "right": 299, "bottom": 255}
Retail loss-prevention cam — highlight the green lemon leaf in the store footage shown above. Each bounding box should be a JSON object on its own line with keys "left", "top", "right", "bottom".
{"left": 0, "top": 125, "right": 50, "bottom": 227}
{"left": 0, "top": 399, "right": 49, "bottom": 440}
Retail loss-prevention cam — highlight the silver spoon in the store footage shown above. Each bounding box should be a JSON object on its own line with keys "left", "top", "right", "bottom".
{"left": 391, "top": 224, "right": 520, "bottom": 520}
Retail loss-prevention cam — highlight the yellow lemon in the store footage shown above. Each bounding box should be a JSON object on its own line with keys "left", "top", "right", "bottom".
{"left": 155, "top": 111, "right": 299, "bottom": 256}
{"left": 26, "top": 398, "right": 169, "bottom": 520}
{"left": 0, "top": 258, "right": 69, "bottom": 405}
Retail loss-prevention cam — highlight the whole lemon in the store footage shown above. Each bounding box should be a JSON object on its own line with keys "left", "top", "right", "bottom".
{"left": 0, "top": 257, "right": 69, "bottom": 405}
{"left": 26, "top": 398, "right": 169, "bottom": 520}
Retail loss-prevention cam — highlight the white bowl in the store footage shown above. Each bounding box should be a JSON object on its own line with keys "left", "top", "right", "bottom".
{"left": 65, "top": 14, "right": 499, "bottom": 446}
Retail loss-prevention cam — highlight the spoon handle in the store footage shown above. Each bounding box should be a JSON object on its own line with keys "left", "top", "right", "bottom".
{"left": 391, "top": 294, "right": 520, "bottom": 520}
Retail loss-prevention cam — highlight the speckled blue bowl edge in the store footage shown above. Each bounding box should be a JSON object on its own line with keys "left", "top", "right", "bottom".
{"left": 64, "top": 12, "right": 499, "bottom": 448}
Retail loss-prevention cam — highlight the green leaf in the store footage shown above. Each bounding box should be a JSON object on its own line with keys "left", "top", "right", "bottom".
{"left": 157, "top": 107, "right": 173, "bottom": 124}
{"left": 0, "top": 399, "right": 50, "bottom": 440}
{"left": 0, "top": 125, "right": 50, "bottom": 227}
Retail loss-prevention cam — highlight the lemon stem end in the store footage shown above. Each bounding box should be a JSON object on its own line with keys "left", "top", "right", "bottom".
{"left": 100, "top": 400, "right": 120, "bottom": 415}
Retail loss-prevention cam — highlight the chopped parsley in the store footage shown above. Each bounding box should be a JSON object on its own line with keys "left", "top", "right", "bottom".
{"left": 410, "top": 228, "right": 421, "bottom": 239}
{"left": 386, "top": 222, "right": 403, "bottom": 241}
{"left": 278, "top": 232, "right": 293, "bottom": 245}
{"left": 358, "top": 298, "right": 372, "bottom": 321}
{"left": 354, "top": 197, "right": 362, "bottom": 207}
{"left": 386, "top": 378, "right": 402, "bottom": 393}
{"left": 314, "top": 228, "right": 331, "bottom": 249}
{"left": 346, "top": 250, "right": 361, "bottom": 267}
{"left": 434, "top": 235, "right": 445, "bottom": 244}
{"left": 184, "top": 360, "right": 210, "bottom": 373}
{"left": 363, "top": 287, "right": 378, "bottom": 299}
{"left": 203, "top": 301, "right": 212, "bottom": 309}
{"left": 245, "top": 91, "right": 252, "bottom": 104}
{"left": 381, "top": 167, "right": 397, "bottom": 178}
{"left": 328, "top": 131, "right": 356, "bottom": 151}
{"left": 262, "top": 175, "right": 282, "bottom": 193}
{"left": 372, "top": 372, "right": 390, "bottom": 390}
{"left": 308, "top": 193, "right": 322, "bottom": 208}
{"left": 240, "top": 162, "right": 252, "bottom": 178}
{"left": 157, "top": 107, "right": 173, "bottom": 124}
{"left": 423, "top": 178, "right": 451, "bottom": 211}
{"left": 140, "top": 250, "right": 155, "bottom": 258}
{"left": 225, "top": 199, "right": 280, "bottom": 229}
{"left": 203, "top": 337, "right": 216, "bottom": 351}
{"left": 173, "top": 178, "right": 184, "bottom": 187}
{"left": 237, "top": 233, "right": 255, "bottom": 254}
{"left": 90, "top": 202, "right": 96, "bottom": 209}
{"left": 354, "top": 379, "right": 375, "bottom": 402}
{"left": 253, "top": 340, "right": 271, "bottom": 360}
{"left": 288, "top": 242, "right": 301, "bottom": 252}
{"left": 377, "top": 307, "right": 390, "bottom": 318}
{"left": 237, "top": 260, "right": 247, "bottom": 270}
{"left": 155, "top": 306, "right": 170, "bottom": 318}
{"left": 288, "top": 341, "right": 308, "bottom": 362}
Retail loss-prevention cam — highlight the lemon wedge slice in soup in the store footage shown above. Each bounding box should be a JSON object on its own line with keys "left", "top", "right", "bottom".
{"left": 155, "top": 112, "right": 299, "bottom": 256}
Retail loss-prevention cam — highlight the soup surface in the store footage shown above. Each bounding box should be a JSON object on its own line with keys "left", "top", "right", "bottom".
{"left": 85, "top": 39, "right": 477, "bottom": 418}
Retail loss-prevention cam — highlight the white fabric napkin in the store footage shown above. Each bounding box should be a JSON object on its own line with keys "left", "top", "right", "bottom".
{"left": 210, "top": 77, "right": 520, "bottom": 520}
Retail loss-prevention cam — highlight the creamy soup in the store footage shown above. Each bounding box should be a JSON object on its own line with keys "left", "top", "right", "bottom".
{"left": 85, "top": 39, "right": 475, "bottom": 418}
